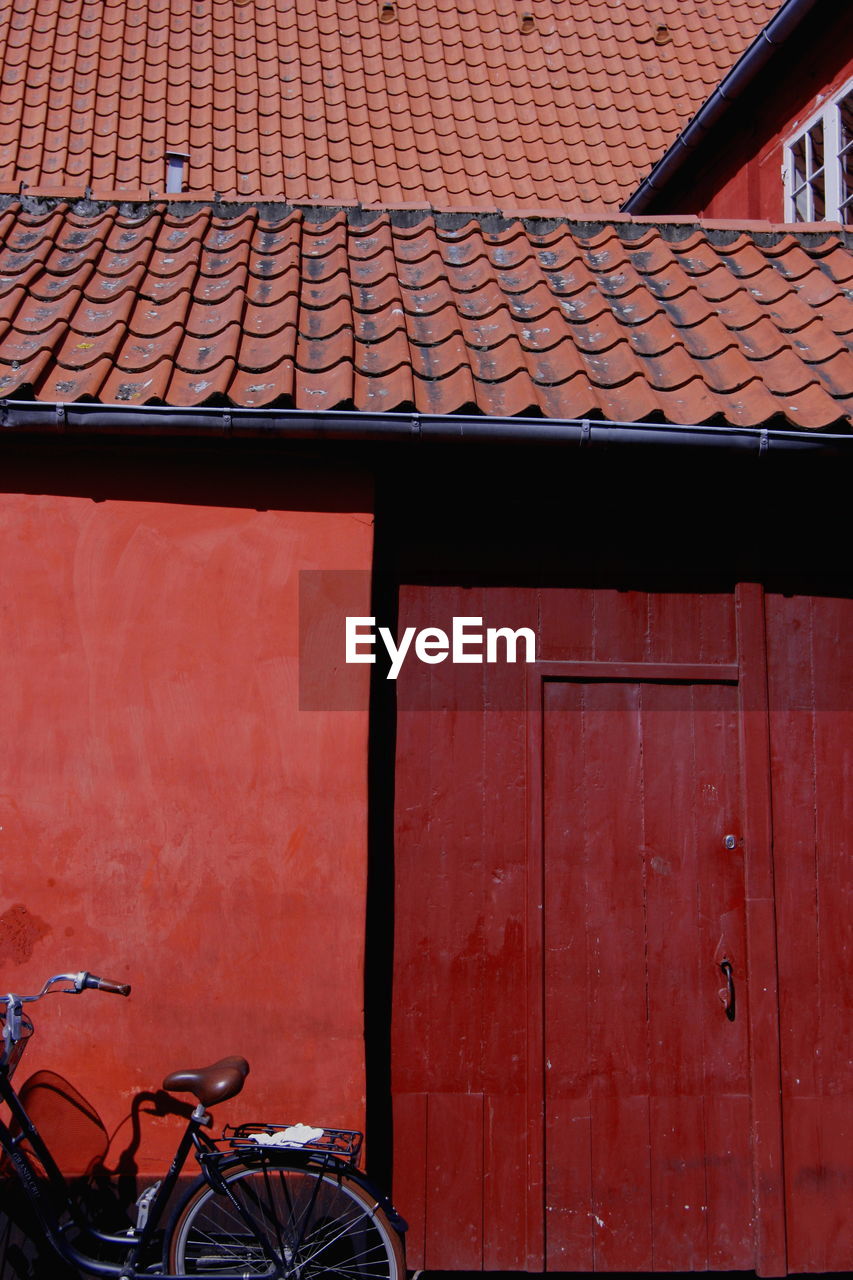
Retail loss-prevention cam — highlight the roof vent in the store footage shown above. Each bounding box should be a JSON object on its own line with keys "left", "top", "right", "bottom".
{"left": 519, "top": 9, "right": 535, "bottom": 33}
{"left": 165, "top": 151, "right": 189, "bottom": 194}
{"left": 653, "top": 23, "right": 671, "bottom": 44}
{"left": 379, "top": 0, "right": 396, "bottom": 22}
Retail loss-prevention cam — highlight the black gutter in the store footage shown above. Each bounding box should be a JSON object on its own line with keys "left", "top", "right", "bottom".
{"left": 623, "top": 0, "right": 823, "bottom": 215}
{"left": 0, "top": 399, "right": 850, "bottom": 455}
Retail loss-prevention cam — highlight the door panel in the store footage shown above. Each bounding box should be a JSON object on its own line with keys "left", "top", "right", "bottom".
{"left": 543, "top": 677, "right": 753, "bottom": 1270}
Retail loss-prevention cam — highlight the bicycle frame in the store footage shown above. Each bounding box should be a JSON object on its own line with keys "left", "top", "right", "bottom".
{"left": 0, "top": 1058, "right": 214, "bottom": 1278}
{"left": 1, "top": 1064, "right": 402, "bottom": 1280}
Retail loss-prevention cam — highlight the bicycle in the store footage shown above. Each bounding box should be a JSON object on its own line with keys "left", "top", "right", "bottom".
{"left": 0, "top": 971, "right": 406, "bottom": 1279}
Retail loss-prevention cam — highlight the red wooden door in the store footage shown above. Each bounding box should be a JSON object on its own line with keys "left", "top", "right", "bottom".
{"left": 391, "top": 584, "right": 787, "bottom": 1274}
{"left": 540, "top": 674, "right": 752, "bottom": 1270}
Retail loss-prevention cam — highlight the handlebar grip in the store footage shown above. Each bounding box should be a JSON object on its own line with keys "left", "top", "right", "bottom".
{"left": 82, "top": 973, "right": 131, "bottom": 997}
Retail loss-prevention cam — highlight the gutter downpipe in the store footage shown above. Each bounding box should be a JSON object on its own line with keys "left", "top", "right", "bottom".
{"left": 623, "top": 0, "right": 824, "bottom": 215}
{"left": 0, "top": 400, "right": 850, "bottom": 456}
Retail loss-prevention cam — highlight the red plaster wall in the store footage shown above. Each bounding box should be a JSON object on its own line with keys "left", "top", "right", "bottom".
{"left": 0, "top": 455, "right": 373, "bottom": 1178}
{"left": 652, "top": 17, "right": 852, "bottom": 221}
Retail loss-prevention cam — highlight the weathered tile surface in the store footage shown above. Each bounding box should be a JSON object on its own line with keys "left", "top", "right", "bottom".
{"left": 0, "top": 200, "right": 849, "bottom": 427}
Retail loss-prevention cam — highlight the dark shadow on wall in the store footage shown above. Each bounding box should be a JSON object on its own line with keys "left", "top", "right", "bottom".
{"left": 0, "top": 435, "right": 375, "bottom": 515}
{"left": 363, "top": 478, "right": 401, "bottom": 1195}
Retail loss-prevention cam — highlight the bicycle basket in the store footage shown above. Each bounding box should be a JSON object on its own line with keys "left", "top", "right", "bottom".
{"left": 0, "top": 1006, "right": 33, "bottom": 1077}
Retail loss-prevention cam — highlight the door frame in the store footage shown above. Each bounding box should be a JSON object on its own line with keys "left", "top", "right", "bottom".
{"left": 523, "top": 583, "right": 786, "bottom": 1274}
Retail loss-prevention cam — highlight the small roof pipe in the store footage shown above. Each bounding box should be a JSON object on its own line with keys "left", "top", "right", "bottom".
{"left": 0, "top": 400, "right": 850, "bottom": 457}
{"left": 165, "top": 151, "right": 190, "bottom": 194}
{"left": 623, "top": 0, "right": 824, "bottom": 214}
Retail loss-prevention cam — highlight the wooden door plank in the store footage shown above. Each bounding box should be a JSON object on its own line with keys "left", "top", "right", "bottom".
{"left": 763, "top": 594, "right": 820, "bottom": 1271}
{"left": 690, "top": 681, "right": 754, "bottom": 1269}
{"left": 641, "top": 683, "right": 709, "bottom": 1269}
{"left": 590, "top": 1093, "right": 653, "bottom": 1270}
{"left": 736, "top": 582, "right": 787, "bottom": 1277}
{"left": 591, "top": 586, "right": 650, "bottom": 662}
{"left": 538, "top": 586, "right": 595, "bottom": 661}
{"left": 646, "top": 588, "right": 736, "bottom": 665}
{"left": 480, "top": 594, "right": 533, "bottom": 1266}
{"left": 544, "top": 1096, "right": 594, "bottom": 1270}
{"left": 649, "top": 1096, "right": 707, "bottom": 1268}
{"left": 526, "top": 667, "right": 546, "bottom": 1269}
{"left": 568, "top": 680, "right": 654, "bottom": 1270}
{"left": 425, "top": 1093, "right": 484, "bottom": 1270}
{"left": 483, "top": 1093, "right": 529, "bottom": 1270}
{"left": 392, "top": 1092, "right": 428, "bottom": 1269}
{"left": 816, "top": 1095, "right": 853, "bottom": 1270}
{"left": 809, "top": 595, "right": 853, "bottom": 1271}
{"left": 541, "top": 679, "right": 593, "bottom": 1271}
{"left": 704, "top": 1093, "right": 755, "bottom": 1267}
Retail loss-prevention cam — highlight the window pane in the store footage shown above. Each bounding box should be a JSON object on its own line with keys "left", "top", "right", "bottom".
{"left": 840, "top": 91, "right": 853, "bottom": 151}
{"left": 791, "top": 134, "right": 807, "bottom": 190}
{"left": 794, "top": 180, "right": 811, "bottom": 221}
{"left": 840, "top": 92, "right": 853, "bottom": 218}
{"left": 808, "top": 121, "right": 824, "bottom": 180}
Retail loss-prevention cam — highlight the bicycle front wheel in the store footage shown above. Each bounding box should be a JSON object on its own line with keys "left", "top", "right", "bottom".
{"left": 166, "top": 1161, "right": 405, "bottom": 1279}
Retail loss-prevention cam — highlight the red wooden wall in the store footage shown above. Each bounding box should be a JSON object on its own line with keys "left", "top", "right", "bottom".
{"left": 392, "top": 581, "right": 851, "bottom": 1275}
{"left": 0, "top": 449, "right": 374, "bottom": 1177}
{"left": 766, "top": 592, "right": 852, "bottom": 1273}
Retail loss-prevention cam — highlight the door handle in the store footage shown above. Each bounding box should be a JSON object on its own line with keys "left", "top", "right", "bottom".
{"left": 719, "top": 959, "right": 736, "bottom": 1021}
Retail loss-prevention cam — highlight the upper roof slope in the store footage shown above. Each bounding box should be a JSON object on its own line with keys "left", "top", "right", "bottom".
{"left": 0, "top": 0, "right": 782, "bottom": 213}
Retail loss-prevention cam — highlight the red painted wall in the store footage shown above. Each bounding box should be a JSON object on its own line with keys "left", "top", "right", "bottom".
{"left": 0, "top": 450, "right": 373, "bottom": 1178}
{"left": 649, "top": 15, "right": 852, "bottom": 221}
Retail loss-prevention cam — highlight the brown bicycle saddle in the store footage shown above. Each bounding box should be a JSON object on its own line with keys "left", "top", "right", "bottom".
{"left": 162, "top": 1056, "right": 249, "bottom": 1107}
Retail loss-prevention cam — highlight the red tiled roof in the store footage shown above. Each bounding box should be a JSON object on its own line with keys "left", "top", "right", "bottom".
{"left": 0, "top": 199, "right": 850, "bottom": 428}
{"left": 0, "top": 0, "right": 782, "bottom": 212}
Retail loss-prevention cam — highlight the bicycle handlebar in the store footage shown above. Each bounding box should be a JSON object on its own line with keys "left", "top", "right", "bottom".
{"left": 0, "top": 971, "right": 125, "bottom": 1069}
{"left": 80, "top": 973, "right": 131, "bottom": 997}
{"left": 4, "top": 971, "right": 132, "bottom": 1010}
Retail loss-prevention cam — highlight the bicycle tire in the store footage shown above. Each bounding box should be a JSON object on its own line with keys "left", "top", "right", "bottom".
{"left": 165, "top": 1159, "right": 405, "bottom": 1279}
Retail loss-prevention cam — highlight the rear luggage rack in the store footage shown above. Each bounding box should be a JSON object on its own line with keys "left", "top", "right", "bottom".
{"left": 221, "top": 1122, "right": 363, "bottom": 1164}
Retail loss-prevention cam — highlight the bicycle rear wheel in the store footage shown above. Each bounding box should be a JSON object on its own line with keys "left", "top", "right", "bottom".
{"left": 166, "top": 1160, "right": 405, "bottom": 1279}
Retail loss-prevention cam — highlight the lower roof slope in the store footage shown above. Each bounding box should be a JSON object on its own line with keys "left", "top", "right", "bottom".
{"left": 0, "top": 198, "right": 851, "bottom": 430}
{"left": 0, "top": 0, "right": 781, "bottom": 212}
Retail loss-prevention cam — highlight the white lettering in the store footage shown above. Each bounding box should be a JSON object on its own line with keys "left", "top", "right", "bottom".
{"left": 346, "top": 616, "right": 376, "bottom": 663}
{"left": 414, "top": 628, "right": 450, "bottom": 664}
{"left": 344, "top": 616, "right": 539, "bottom": 676}
{"left": 378, "top": 626, "right": 416, "bottom": 680}
{"left": 452, "top": 616, "right": 484, "bottom": 663}
{"left": 486, "top": 626, "right": 536, "bottom": 663}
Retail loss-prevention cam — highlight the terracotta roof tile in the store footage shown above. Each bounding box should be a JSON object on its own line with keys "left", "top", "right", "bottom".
{"left": 0, "top": 201, "right": 849, "bottom": 428}
{"left": 0, "top": 0, "right": 782, "bottom": 211}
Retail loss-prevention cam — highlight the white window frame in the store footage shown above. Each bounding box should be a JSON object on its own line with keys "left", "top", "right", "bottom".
{"left": 783, "top": 76, "right": 853, "bottom": 223}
